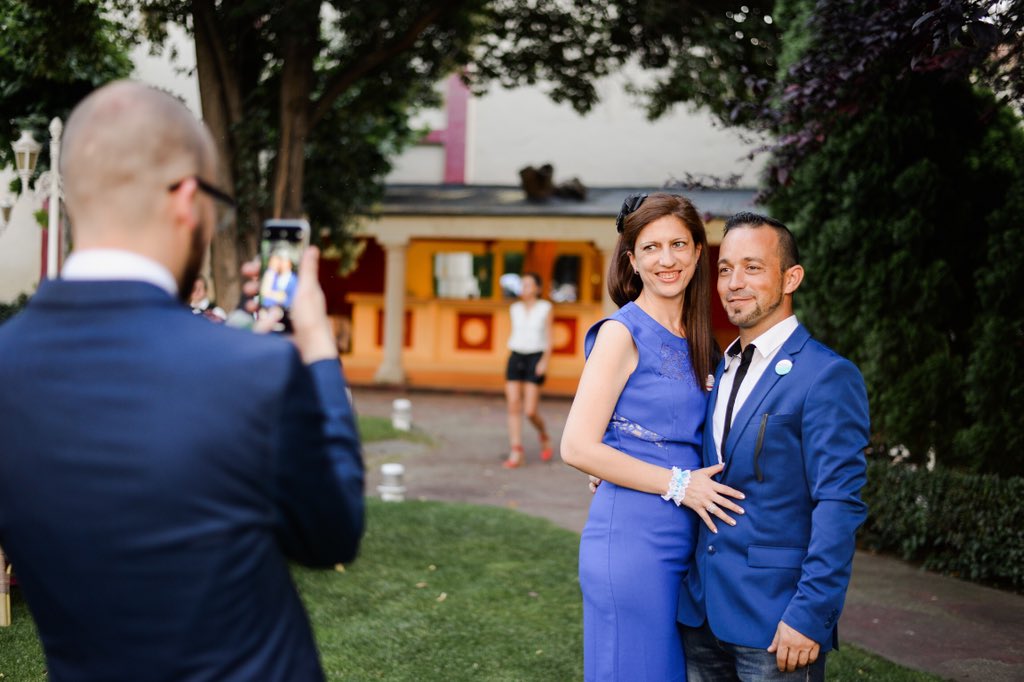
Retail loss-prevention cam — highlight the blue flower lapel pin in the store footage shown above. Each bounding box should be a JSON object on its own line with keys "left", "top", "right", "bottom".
{"left": 775, "top": 359, "right": 793, "bottom": 376}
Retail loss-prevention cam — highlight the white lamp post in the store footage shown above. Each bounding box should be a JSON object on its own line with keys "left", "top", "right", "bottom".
{"left": 46, "top": 118, "right": 63, "bottom": 279}
{"left": 11, "top": 130, "right": 41, "bottom": 188}
{"left": 9, "top": 123, "right": 63, "bottom": 278}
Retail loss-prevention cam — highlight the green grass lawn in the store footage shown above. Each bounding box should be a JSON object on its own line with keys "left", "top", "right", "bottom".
{"left": 357, "top": 414, "right": 431, "bottom": 444}
{"left": 1, "top": 500, "right": 943, "bottom": 681}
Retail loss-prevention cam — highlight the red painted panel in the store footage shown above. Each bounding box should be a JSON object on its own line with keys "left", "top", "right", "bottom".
{"left": 319, "top": 237, "right": 386, "bottom": 316}
{"left": 552, "top": 316, "right": 577, "bottom": 356}
{"left": 40, "top": 227, "right": 48, "bottom": 280}
{"left": 443, "top": 74, "right": 469, "bottom": 184}
{"left": 455, "top": 312, "right": 493, "bottom": 351}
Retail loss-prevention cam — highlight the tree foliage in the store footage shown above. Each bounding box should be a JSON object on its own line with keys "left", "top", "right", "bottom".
{"left": 121, "top": 1, "right": 567, "bottom": 301}
{"left": 0, "top": 292, "right": 28, "bottom": 323}
{"left": 469, "top": 0, "right": 780, "bottom": 124}
{"left": 762, "top": 0, "right": 1024, "bottom": 476}
{"left": 119, "top": 0, "right": 783, "bottom": 304}
{"left": 3, "top": 0, "right": 786, "bottom": 304}
{"left": 758, "top": 0, "right": 1024, "bottom": 191}
{"left": 0, "top": 0, "right": 132, "bottom": 182}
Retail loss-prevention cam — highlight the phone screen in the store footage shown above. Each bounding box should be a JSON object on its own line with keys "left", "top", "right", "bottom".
{"left": 259, "top": 219, "right": 309, "bottom": 316}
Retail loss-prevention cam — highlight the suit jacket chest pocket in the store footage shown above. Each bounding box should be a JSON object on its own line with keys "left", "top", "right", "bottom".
{"left": 752, "top": 413, "right": 800, "bottom": 483}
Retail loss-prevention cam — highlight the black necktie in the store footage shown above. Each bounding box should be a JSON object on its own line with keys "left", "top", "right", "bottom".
{"left": 722, "top": 343, "right": 756, "bottom": 447}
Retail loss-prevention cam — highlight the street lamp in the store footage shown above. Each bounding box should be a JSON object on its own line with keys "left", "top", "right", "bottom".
{"left": 11, "top": 130, "right": 41, "bottom": 188}
{"left": 8, "top": 123, "right": 63, "bottom": 278}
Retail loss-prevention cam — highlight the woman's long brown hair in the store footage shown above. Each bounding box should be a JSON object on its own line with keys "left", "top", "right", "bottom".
{"left": 607, "top": 192, "right": 720, "bottom": 388}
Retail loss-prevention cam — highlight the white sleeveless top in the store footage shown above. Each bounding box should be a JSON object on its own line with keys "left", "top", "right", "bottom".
{"left": 508, "top": 299, "right": 552, "bottom": 354}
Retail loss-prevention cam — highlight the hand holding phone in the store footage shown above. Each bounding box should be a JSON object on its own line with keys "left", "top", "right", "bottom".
{"left": 289, "top": 246, "right": 337, "bottom": 364}
{"left": 254, "top": 219, "right": 336, "bottom": 362}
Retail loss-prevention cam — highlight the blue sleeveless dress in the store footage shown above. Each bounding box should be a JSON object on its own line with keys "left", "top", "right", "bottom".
{"left": 579, "top": 301, "right": 707, "bottom": 682}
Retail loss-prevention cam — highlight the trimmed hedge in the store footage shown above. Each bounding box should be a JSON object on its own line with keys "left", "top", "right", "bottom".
{"left": 860, "top": 459, "right": 1024, "bottom": 590}
{"left": 0, "top": 294, "right": 29, "bottom": 324}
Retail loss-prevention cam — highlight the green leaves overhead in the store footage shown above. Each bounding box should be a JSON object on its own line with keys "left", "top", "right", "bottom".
{"left": 0, "top": 0, "right": 133, "bottom": 174}
{"left": 768, "top": 51, "right": 1024, "bottom": 476}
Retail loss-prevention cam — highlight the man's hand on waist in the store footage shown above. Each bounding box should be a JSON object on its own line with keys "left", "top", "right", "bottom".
{"left": 767, "top": 620, "right": 820, "bottom": 672}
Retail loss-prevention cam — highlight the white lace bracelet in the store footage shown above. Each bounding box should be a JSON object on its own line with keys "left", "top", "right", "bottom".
{"left": 661, "top": 466, "right": 691, "bottom": 506}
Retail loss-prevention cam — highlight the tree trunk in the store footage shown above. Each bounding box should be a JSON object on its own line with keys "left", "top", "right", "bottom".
{"left": 192, "top": 0, "right": 247, "bottom": 308}
{"left": 272, "top": 20, "right": 316, "bottom": 219}
{"left": 188, "top": 0, "right": 454, "bottom": 302}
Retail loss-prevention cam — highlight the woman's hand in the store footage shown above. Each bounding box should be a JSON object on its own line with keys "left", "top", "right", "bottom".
{"left": 682, "top": 463, "right": 745, "bottom": 533}
{"left": 589, "top": 464, "right": 745, "bottom": 534}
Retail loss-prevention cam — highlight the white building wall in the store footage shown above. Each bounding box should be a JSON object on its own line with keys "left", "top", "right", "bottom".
{"left": 0, "top": 167, "right": 41, "bottom": 302}
{"left": 388, "top": 67, "right": 765, "bottom": 188}
{"left": 386, "top": 145, "right": 446, "bottom": 184}
{"left": 120, "top": 22, "right": 769, "bottom": 191}
{"left": 130, "top": 24, "right": 201, "bottom": 115}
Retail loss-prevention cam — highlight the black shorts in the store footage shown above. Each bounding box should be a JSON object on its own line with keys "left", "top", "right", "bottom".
{"left": 506, "top": 351, "right": 546, "bottom": 385}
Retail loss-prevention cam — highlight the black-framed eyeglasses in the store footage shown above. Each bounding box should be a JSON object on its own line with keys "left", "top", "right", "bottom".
{"left": 168, "top": 176, "right": 237, "bottom": 232}
{"left": 616, "top": 192, "right": 648, "bottom": 233}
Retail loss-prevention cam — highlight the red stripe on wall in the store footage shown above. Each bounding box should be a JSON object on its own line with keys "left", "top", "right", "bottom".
{"left": 443, "top": 74, "right": 469, "bottom": 184}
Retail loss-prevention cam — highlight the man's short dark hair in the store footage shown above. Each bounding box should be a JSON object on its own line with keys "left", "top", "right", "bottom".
{"left": 724, "top": 212, "right": 800, "bottom": 271}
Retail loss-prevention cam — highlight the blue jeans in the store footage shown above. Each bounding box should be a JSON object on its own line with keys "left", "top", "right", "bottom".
{"left": 681, "top": 621, "right": 826, "bottom": 682}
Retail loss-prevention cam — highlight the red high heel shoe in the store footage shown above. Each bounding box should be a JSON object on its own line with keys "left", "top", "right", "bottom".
{"left": 539, "top": 435, "right": 554, "bottom": 462}
{"left": 503, "top": 445, "right": 525, "bottom": 469}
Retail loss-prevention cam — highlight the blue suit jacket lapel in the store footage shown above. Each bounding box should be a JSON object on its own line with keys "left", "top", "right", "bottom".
{"left": 723, "top": 325, "right": 811, "bottom": 462}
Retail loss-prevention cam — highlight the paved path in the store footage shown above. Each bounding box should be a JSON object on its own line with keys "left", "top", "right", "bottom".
{"left": 352, "top": 387, "right": 1024, "bottom": 682}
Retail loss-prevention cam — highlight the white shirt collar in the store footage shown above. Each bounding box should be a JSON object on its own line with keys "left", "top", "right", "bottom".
{"left": 61, "top": 249, "right": 178, "bottom": 297}
{"left": 725, "top": 315, "right": 800, "bottom": 363}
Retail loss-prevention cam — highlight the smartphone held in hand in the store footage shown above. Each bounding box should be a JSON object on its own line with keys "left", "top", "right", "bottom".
{"left": 259, "top": 219, "right": 310, "bottom": 332}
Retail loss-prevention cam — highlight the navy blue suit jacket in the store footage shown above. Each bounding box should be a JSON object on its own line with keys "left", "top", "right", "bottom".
{"left": 0, "top": 280, "right": 364, "bottom": 681}
{"left": 677, "top": 324, "right": 869, "bottom": 652}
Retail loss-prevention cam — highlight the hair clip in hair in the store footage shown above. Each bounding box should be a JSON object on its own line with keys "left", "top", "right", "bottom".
{"left": 616, "top": 193, "right": 648, "bottom": 233}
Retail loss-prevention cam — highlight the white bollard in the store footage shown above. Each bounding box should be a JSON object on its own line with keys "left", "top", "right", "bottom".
{"left": 391, "top": 398, "right": 412, "bottom": 431}
{"left": 378, "top": 463, "right": 406, "bottom": 502}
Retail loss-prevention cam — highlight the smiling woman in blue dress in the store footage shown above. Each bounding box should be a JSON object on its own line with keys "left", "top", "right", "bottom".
{"left": 561, "top": 193, "right": 747, "bottom": 681}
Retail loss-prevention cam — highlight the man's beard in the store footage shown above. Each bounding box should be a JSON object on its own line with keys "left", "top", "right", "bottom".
{"left": 728, "top": 289, "right": 783, "bottom": 329}
{"left": 178, "top": 228, "right": 206, "bottom": 304}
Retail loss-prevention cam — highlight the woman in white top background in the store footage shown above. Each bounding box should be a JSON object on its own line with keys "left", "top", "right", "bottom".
{"left": 503, "top": 272, "right": 554, "bottom": 468}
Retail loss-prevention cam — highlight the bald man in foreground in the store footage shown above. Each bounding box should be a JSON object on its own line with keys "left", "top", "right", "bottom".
{"left": 0, "top": 81, "right": 364, "bottom": 680}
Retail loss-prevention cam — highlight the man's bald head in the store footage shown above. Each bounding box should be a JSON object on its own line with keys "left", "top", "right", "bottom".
{"left": 62, "top": 81, "right": 217, "bottom": 234}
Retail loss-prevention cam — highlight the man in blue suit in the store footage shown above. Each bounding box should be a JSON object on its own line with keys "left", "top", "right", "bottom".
{"left": 0, "top": 81, "right": 364, "bottom": 680}
{"left": 677, "top": 213, "right": 869, "bottom": 680}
